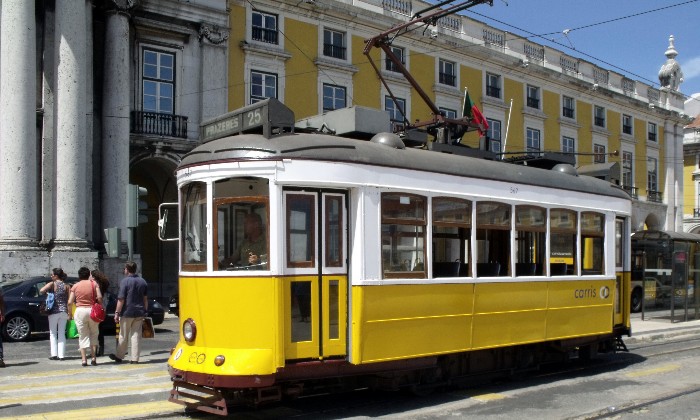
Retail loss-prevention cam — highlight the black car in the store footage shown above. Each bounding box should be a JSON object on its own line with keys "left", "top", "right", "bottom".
{"left": 168, "top": 293, "right": 179, "bottom": 316}
{"left": 1, "top": 276, "right": 165, "bottom": 341}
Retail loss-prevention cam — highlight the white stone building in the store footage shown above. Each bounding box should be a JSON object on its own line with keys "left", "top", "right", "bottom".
{"left": 0, "top": 0, "right": 229, "bottom": 301}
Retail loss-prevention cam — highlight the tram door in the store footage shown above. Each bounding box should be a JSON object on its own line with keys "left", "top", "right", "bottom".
{"left": 283, "top": 190, "right": 348, "bottom": 360}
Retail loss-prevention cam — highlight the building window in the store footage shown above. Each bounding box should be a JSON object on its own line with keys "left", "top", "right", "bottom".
{"left": 648, "top": 122, "right": 657, "bottom": 142}
{"left": 562, "top": 136, "right": 575, "bottom": 156}
{"left": 323, "top": 84, "right": 346, "bottom": 111}
{"left": 385, "top": 46, "right": 405, "bottom": 72}
{"left": 622, "top": 151, "right": 633, "bottom": 187}
{"left": 647, "top": 157, "right": 657, "bottom": 192}
{"left": 526, "top": 128, "right": 541, "bottom": 153}
{"left": 594, "top": 105, "right": 606, "bottom": 127}
{"left": 439, "top": 107, "right": 457, "bottom": 119}
{"left": 142, "top": 49, "right": 174, "bottom": 114}
{"left": 439, "top": 59, "right": 456, "bottom": 86}
{"left": 486, "top": 73, "right": 501, "bottom": 98}
{"left": 385, "top": 95, "right": 406, "bottom": 123}
{"left": 622, "top": 114, "right": 633, "bottom": 135}
{"left": 526, "top": 85, "right": 540, "bottom": 109}
{"left": 323, "top": 28, "right": 346, "bottom": 60}
{"left": 252, "top": 11, "right": 278, "bottom": 44}
{"left": 250, "top": 70, "right": 277, "bottom": 103}
{"left": 594, "top": 143, "right": 606, "bottom": 164}
{"left": 562, "top": 95, "right": 575, "bottom": 119}
{"left": 487, "top": 119, "right": 502, "bottom": 153}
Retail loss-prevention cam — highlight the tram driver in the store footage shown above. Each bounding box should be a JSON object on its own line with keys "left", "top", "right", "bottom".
{"left": 220, "top": 212, "right": 268, "bottom": 269}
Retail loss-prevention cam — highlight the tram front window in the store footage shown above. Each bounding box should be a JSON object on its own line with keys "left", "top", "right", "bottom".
{"left": 214, "top": 177, "right": 269, "bottom": 271}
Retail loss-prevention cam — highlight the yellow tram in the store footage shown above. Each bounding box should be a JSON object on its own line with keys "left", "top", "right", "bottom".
{"left": 163, "top": 99, "right": 632, "bottom": 415}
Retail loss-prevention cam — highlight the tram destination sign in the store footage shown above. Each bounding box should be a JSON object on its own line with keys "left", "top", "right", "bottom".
{"left": 200, "top": 98, "right": 295, "bottom": 142}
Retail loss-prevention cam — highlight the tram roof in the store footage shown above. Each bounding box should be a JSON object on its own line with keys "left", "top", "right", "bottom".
{"left": 632, "top": 230, "right": 700, "bottom": 242}
{"left": 179, "top": 132, "right": 630, "bottom": 200}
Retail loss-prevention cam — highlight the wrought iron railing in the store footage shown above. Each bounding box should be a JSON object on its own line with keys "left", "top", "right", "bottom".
{"left": 439, "top": 72, "right": 456, "bottom": 86}
{"left": 621, "top": 185, "right": 638, "bottom": 199}
{"left": 252, "top": 27, "right": 278, "bottom": 44}
{"left": 694, "top": 208, "right": 700, "bottom": 218}
{"left": 323, "top": 43, "right": 346, "bottom": 60}
{"left": 131, "top": 111, "right": 188, "bottom": 139}
{"left": 647, "top": 190, "right": 663, "bottom": 203}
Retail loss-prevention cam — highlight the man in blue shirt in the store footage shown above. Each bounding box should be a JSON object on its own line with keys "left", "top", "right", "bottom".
{"left": 109, "top": 261, "right": 148, "bottom": 364}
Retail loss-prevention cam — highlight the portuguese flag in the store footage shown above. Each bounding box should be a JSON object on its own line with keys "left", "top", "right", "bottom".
{"left": 462, "top": 90, "right": 489, "bottom": 136}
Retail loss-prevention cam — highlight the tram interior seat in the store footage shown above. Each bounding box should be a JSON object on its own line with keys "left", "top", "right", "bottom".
{"left": 516, "top": 263, "right": 538, "bottom": 276}
{"left": 477, "top": 262, "right": 500, "bottom": 277}
{"left": 550, "top": 263, "right": 568, "bottom": 276}
{"left": 433, "top": 261, "right": 461, "bottom": 277}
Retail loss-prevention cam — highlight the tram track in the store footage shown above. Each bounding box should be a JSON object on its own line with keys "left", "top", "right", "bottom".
{"left": 573, "top": 385, "right": 700, "bottom": 419}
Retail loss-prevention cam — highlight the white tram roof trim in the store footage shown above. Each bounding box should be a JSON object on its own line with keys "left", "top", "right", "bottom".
{"left": 179, "top": 132, "right": 630, "bottom": 201}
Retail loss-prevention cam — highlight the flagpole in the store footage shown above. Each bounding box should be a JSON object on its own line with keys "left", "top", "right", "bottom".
{"left": 502, "top": 98, "right": 513, "bottom": 159}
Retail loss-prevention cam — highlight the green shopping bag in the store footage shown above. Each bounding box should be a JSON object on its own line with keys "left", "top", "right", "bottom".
{"left": 65, "top": 319, "right": 79, "bottom": 339}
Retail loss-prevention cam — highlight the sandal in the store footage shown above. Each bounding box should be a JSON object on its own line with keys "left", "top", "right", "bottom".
{"left": 81, "top": 361, "right": 87, "bottom": 367}
{"left": 91, "top": 358, "right": 97, "bottom": 366}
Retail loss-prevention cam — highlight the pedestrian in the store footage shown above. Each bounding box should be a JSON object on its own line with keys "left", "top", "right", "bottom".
{"left": 68, "top": 266, "right": 102, "bottom": 366}
{"left": 110, "top": 261, "right": 148, "bottom": 364}
{"left": 0, "top": 288, "right": 5, "bottom": 368}
{"left": 39, "top": 268, "right": 71, "bottom": 361}
{"left": 91, "top": 269, "right": 110, "bottom": 357}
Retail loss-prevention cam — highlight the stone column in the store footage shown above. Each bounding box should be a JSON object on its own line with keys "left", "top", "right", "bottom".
{"left": 53, "top": 0, "right": 88, "bottom": 249}
{"left": 102, "top": 7, "right": 132, "bottom": 233}
{"left": 0, "top": 0, "right": 39, "bottom": 250}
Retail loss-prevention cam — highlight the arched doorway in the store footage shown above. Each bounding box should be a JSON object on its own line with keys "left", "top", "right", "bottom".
{"left": 130, "top": 155, "right": 179, "bottom": 304}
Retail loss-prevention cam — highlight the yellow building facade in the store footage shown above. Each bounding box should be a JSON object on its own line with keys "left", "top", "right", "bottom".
{"left": 228, "top": 0, "right": 687, "bottom": 233}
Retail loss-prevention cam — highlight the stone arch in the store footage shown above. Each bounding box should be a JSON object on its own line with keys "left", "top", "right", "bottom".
{"left": 643, "top": 212, "right": 662, "bottom": 231}
{"left": 129, "top": 154, "right": 180, "bottom": 304}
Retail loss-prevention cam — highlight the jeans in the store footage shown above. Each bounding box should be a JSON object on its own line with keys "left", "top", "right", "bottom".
{"left": 48, "top": 311, "right": 69, "bottom": 358}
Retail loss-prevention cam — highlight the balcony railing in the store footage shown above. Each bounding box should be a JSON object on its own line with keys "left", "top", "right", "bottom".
{"left": 252, "top": 27, "right": 278, "bottom": 44}
{"left": 131, "top": 111, "right": 188, "bottom": 139}
{"left": 622, "top": 186, "right": 638, "bottom": 199}
{"left": 323, "top": 43, "right": 346, "bottom": 60}
{"left": 486, "top": 85, "right": 500, "bottom": 98}
{"left": 562, "top": 107, "right": 574, "bottom": 118}
{"left": 439, "top": 72, "right": 456, "bottom": 86}
{"left": 527, "top": 97, "right": 539, "bottom": 108}
{"left": 694, "top": 208, "right": 700, "bottom": 218}
{"left": 647, "top": 190, "right": 663, "bottom": 203}
{"left": 594, "top": 117, "right": 605, "bottom": 127}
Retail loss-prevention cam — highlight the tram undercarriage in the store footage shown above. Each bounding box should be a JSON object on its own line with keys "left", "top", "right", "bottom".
{"left": 168, "top": 333, "right": 626, "bottom": 416}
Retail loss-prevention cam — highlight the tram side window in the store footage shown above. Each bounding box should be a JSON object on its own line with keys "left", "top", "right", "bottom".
{"left": 182, "top": 182, "right": 207, "bottom": 271}
{"left": 581, "top": 212, "right": 605, "bottom": 275}
{"left": 381, "top": 193, "right": 426, "bottom": 279}
{"left": 214, "top": 178, "right": 269, "bottom": 271}
{"left": 286, "top": 193, "right": 316, "bottom": 268}
{"left": 550, "top": 209, "right": 577, "bottom": 276}
{"left": 476, "top": 202, "right": 511, "bottom": 277}
{"left": 432, "top": 197, "right": 471, "bottom": 278}
{"left": 515, "top": 206, "right": 545, "bottom": 276}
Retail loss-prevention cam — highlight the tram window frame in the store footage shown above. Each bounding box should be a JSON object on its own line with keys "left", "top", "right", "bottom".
{"left": 432, "top": 197, "right": 471, "bottom": 278}
{"left": 515, "top": 205, "right": 546, "bottom": 277}
{"left": 581, "top": 212, "right": 605, "bottom": 275}
{"left": 324, "top": 194, "right": 344, "bottom": 268}
{"left": 381, "top": 193, "right": 427, "bottom": 279}
{"left": 181, "top": 182, "right": 208, "bottom": 272}
{"left": 286, "top": 193, "right": 317, "bottom": 269}
{"left": 550, "top": 208, "right": 577, "bottom": 276}
{"left": 213, "top": 177, "right": 270, "bottom": 272}
{"left": 476, "top": 202, "right": 511, "bottom": 277}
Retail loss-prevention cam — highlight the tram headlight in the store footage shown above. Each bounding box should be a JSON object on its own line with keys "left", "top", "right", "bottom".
{"left": 183, "top": 318, "right": 197, "bottom": 343}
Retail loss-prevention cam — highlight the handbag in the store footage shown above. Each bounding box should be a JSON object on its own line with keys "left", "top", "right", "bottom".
{"left": 89, "top": 280, "right": 106, "bottom": 323}
{"left": 65, "top": 319, "right": 79, "bottom": 339}
{"left": 40, "top": 283, "right": 56, "bottom": 315}
{"left": 142, "top": 317, "right": 155, "bottom": 338}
